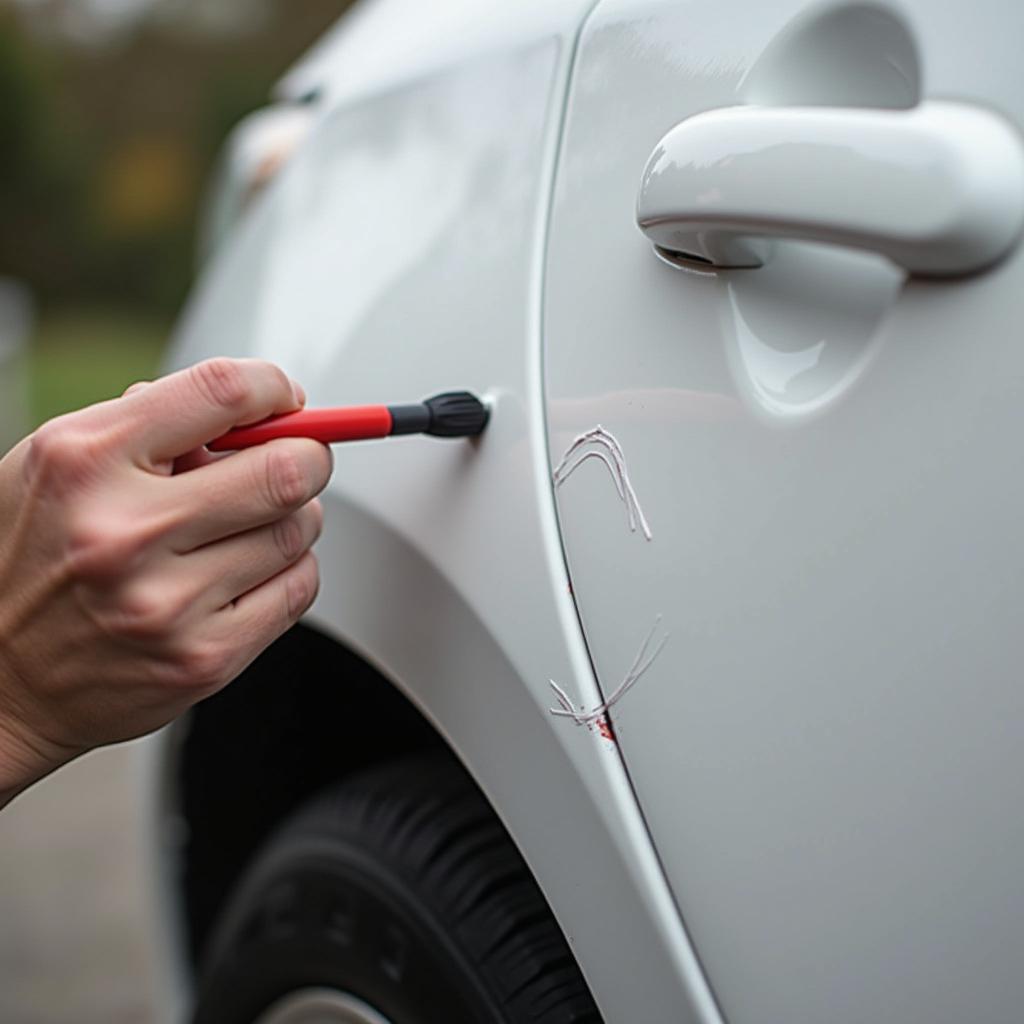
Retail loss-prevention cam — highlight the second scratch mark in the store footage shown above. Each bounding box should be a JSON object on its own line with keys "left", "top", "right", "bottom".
{"left": 552, "top": 425, "right": 653, "bottom": 541}
{"left": 549, "top": 615, "right": 669, "bottom": 738}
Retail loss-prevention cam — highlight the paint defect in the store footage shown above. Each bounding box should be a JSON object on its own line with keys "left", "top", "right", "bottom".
{"left": 548, "top": 615, "right": 668, "bottom": 734}
{"left": 552, "top": 425, "right": 653, "bottom": 540}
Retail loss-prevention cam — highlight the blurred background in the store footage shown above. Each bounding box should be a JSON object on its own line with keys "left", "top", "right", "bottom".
{"left": 0, "top": 1, "right": 351, "bottom": 1019}
{"left": 1, "top": 0, "right": 351, "bottom": 434}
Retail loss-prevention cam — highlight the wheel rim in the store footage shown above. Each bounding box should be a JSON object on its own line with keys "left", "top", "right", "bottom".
{"left": 254, "top": 988, "right": 395, "bottom": 1024}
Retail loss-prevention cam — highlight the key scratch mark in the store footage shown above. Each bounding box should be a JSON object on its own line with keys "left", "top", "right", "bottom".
{"left": 553, "top": 425, "right": 652, "bottom": 540}
{"left": 549, "top": 616, "right": 669, "bottom": 738}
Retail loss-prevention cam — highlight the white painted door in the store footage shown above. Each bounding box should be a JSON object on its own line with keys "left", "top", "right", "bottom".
{"left": 544, "top": 2, "right": 1024, "bottom": 1022}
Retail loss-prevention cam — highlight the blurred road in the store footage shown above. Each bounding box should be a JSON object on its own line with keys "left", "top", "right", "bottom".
{"left": 0, "top": 742, "right": 169, "bottom": 1023}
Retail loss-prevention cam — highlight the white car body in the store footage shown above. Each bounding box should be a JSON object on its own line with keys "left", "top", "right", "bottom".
{"left": 148, "top": 1, "right": 1024, "bottom": 1021}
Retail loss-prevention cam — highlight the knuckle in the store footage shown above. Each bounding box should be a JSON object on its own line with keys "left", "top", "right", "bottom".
{"left": 271, "top": 513, "right": 305, "bottom": 561}
{"left": 262, "top": 447, "right": 308, "bottom": 510}
{"left": 66, "top": 516, "right": 145, "bottom": 580}
{"left": 26, "top": 421, "right": 96, "bottom": 490}
{"left": 112, "top": 581, "right": 180, "bottom": 640}
{"left": 262, "top": 361, "right": 293, "bottom": 399}
{"left": 173, "top": 641, "right": 231, "bottom": 691}
{"left": 287, "top": 555, "right": 319, "bottom": 620}
{"left": 26, "top": 422, "right": 69, "bottom": 470}
{"left": 308, "top": 498, "right": 324, "bottom": 541}
{"left": 189, "top": 358, "right": 249, "bottom": 411}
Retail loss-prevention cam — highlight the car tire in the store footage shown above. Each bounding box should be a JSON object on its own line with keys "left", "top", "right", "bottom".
{"left": 191, "top": 753, "right": 602, "bottom": 1024}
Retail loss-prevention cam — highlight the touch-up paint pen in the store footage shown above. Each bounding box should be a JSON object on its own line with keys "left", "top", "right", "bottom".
{"left": 208, "top": 390, "right": 489, "bottom": 451}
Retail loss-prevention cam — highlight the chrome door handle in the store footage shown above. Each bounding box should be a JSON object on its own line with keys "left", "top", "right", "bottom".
{"left": 636, "top": 102, "right": 1024, "bottom": 277}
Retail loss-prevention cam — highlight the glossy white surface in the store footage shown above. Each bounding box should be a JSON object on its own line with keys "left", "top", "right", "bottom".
{"left": 547, "top": 0, "right": 1024, "bottom": 1022}
{"left": 276, "top": 0, "right": 599, "bottom": 108}
{"left": 164, "top": 12, "right": 719, "bottom": 1024}
{"left": 637, "top": 101, "right": 1024, "bottom": 275}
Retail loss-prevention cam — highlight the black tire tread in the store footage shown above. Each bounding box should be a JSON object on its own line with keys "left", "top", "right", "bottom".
{"left": 202, "top": 753, "right": 602, "bottom": 1024}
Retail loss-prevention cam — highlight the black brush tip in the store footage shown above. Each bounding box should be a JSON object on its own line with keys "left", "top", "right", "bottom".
{"left": 423, "top": 391, "right": 489, "bottom": 437}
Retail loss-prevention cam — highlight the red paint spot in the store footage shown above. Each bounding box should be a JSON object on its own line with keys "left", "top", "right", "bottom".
{"left": 596, "top": 716, "right": 615, "bottom": 742}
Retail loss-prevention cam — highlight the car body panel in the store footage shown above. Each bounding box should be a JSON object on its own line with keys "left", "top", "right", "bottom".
{"left": 162, "top": 9, "right": 721, "bottom": 1022}
{"left": 544, "top": 1, "right": 1024, "bottom": 1022}
{"left": 275, "top": 0, "right": 598, "bottom": 108}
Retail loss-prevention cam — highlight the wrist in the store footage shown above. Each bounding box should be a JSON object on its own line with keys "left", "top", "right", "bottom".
{"left": 0, "top": 665, "right": 70, "bottom": 809}
{"left": 0, "top": 717, "right": 51, "bottom": 809}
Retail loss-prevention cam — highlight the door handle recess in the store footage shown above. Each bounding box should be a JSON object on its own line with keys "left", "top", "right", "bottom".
{"left": 636, "top": 102, "right": 1024, "bottom": 277}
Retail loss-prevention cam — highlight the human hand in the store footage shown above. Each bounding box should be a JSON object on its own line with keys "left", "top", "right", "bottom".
{"left": 0, "top": 358, "right": 332, "bottom": 807}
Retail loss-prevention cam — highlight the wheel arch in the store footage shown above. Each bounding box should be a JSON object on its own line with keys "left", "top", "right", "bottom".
{"left": 178, "top": 619, "right": 448, "bottom": 966}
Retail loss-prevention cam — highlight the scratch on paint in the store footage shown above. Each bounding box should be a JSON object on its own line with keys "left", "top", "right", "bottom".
{"left": 549, "top": 616, "right": 669, "bottom": 739}
{"left": 552, "top": 425, "right": 653, "bottom": 541}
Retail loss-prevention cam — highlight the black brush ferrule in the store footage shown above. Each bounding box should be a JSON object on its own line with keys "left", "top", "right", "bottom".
{"left": 424, "top": 391, "right": 489, "bottom": 437}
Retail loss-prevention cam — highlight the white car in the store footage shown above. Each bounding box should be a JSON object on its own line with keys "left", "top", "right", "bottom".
{"left": 148, "top": 1, "right": 1024, "bottom": 1022}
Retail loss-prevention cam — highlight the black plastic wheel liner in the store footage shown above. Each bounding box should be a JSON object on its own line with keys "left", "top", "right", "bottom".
{"left": 180, "top": 622, "right": 443, "bottom": 964}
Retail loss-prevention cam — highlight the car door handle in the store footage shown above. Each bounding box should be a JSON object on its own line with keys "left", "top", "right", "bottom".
{"left": 636, "top": 102, "right": 1024, "bottom": 277}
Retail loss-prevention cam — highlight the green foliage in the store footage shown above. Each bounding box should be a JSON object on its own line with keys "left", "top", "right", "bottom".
{"left": 0, "top": 2, "right": 350, "bottom": 317}
{"left": 0, "top": 15, "right": 90, "bottom": 305}
{"left": 0, "top": 15, "right": 44, "bottom": 187}
{"left": 29, "top": 308, "right": 169, "bottom": 426}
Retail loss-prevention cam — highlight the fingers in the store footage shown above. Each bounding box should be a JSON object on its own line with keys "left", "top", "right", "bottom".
{"left": 184, "top": 499, "right": 323, "bottom": 610}
{"left": 199, "top": 550, "right": 320, "bottom": 691}
{"left": 172, "top": 446, "right": 221, "bottom": 474}
{"left": 165, "top": 437, "right": 333, "bottom": 550}
{"left": 122, "top": 358, "right": 305, "bottom": 465}
{"left": 122, "top": 382, "right": 221, "bottom": 475}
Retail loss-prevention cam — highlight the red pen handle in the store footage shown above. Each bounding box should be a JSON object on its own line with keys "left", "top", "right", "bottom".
{"left": 208, "top": 405, "right": 393, "bottom": 451}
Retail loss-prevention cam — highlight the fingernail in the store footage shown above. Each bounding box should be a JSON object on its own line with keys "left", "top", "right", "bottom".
{"left": 291, "top": 380, "right": 306, "bottom": 406}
